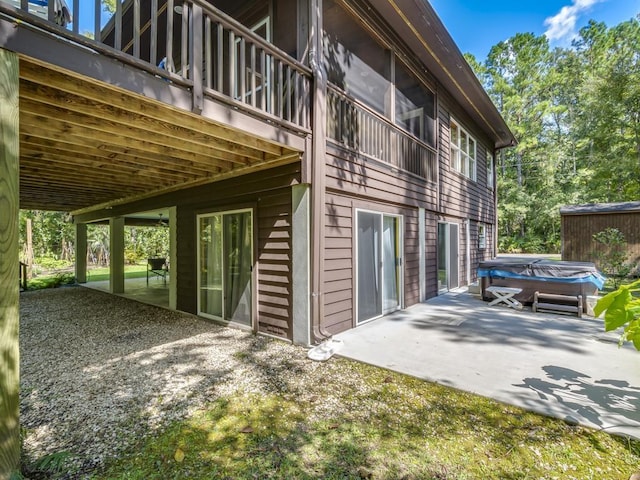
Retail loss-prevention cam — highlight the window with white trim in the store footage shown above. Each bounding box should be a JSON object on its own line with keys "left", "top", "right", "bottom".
{"left": 487, "top": 153, "right": 494, "bottom": 189}
{"left": 450, "top": 119, "right": 476, "bottom": 181}
{"left": 478, "top": 223, "right": 487, "bottom": 249}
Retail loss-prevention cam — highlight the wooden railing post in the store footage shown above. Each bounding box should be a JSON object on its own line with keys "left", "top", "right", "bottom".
{"left": 190, "top": 3, "right": 204, "bottom": 114}
{"left": 0, "top": 47, "right": 21, "bottom": 478}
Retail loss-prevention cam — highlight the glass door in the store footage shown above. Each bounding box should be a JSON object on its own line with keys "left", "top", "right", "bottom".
{"left": 437, "top": 222, "right": 459, "bottom": 293}
{"left": 357, "top": 210, "right": 402, "bottom": 324}
{"left": 198, "top": 210, "right": 252, "bottom": 326}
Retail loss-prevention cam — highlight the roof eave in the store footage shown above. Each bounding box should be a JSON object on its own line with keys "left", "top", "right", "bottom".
{"left": 368, "top": 0, "right": 516, "bottom": 149}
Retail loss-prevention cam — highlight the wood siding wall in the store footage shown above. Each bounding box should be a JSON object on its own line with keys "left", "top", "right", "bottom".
{"left": 323, "top": 144, "right": 427, "bottom": 334}
{"left": 437, "top": 90, "right": 496, "bottom": 225}
{"left": 436, "top": 90, "right": 497, "bottom": 285}
{"left": 167, "top": 163, "right": 300, "bottom": 340}
{"left": 256, "top": 192, "right": 293, "bottom": 338}
{"left": 562, "top": 213, "right": 640, "bottom": 268}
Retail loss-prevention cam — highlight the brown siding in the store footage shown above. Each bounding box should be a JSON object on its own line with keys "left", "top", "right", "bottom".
{"left": 169, "top": 163, "right": 300, "bottom": 341}
{"left": 257, "top": 192, "right": 293, "bottom": 339}
{"left": 562, "top": 212, "right": 640, "bottom": 268}
{"left": 323, "top": 189, "right": 422, "bottom": 335}
{"left": 437, "top": 90, "right": 496, "bottom": 225}
{"left": 325, "top": 144, "right": 438, "bottom": 209}
{"left": 324, "top": 193, "right": 354, "bottom": 334}
{"left": 424, "top": 211, "right": 438, "bottom": 299}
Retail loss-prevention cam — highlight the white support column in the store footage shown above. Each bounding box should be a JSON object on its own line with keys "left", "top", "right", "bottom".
{"left": 0, "top": 47, "right": 20, "bottom": 477}
{"left": 418, "top": 208, "right": 426, "bottom": 302}
{"left": 109, "top": 217, "right": 125, "bottom": 294}
{"left": 292, "top": 184, "right": 311, "bottom": 345}
{"left": 75, "top": 222, "right": 87, "bottom": 284}
{"left": 169, "top": 206, "right": 177, "bottom": 310}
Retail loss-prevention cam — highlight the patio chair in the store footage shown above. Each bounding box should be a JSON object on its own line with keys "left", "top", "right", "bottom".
{"left": 147, "top": 257, "right": 168, "bottom": 286}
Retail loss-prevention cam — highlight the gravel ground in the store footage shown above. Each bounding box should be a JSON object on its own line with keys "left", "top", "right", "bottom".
{"left": 20, "top": 286, "right": 346, "bottom": 478}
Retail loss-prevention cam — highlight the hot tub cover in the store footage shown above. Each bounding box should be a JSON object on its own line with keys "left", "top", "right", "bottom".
{"left": 478, "top": 258, "right": 606, "bottom": 290}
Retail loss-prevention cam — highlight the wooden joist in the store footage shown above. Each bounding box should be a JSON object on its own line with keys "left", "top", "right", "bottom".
{"left": 17, "top": 57, "right": 301, "bottom": 212}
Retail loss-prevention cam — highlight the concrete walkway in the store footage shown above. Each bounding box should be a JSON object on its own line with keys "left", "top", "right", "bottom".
{"left": 335, "top": 290, "right": 640, "bottom": 439}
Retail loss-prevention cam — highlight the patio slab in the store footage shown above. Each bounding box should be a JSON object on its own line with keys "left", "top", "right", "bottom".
{"left": 335, "top": 289, "right": 640, "bottom": 439}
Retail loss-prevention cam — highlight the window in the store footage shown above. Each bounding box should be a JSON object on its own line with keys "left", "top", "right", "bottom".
{"left": 487, "top": 153, "right": 494, "bottom": 189}
{"left": 450, "top": 119, "right": 476, "bottom": 180}
{"left": 394, "top": 58, "right": 436, "bottom": 147}
{"left": 323, "top": 0, "right": 391, "bottom": 116}
{"left": 478, "top": 224, "right": 487, "bottom": 250}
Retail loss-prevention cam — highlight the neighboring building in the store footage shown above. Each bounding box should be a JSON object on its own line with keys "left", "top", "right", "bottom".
{"left": 561, "top": 201, "right": 640, "bottom": 270}
{"left": 1, "top": 0, "right": 515, "bottom": 344}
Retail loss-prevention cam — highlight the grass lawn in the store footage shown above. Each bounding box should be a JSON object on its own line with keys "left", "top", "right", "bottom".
{"left": 26, "top": 264, "right": 150, "bottom": 290}
{"left": 97, "top": 359, "right": 640, "bottom": 480}
{"left": 86, "top": 263, "right": 149, "bottom": 282}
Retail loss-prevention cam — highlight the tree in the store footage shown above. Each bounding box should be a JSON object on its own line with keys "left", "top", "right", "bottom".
{"left": 469, "top": 17, "right": 640, "bottom": 253}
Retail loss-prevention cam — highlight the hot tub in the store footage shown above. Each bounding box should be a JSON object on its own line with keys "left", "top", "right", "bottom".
{"left": 478, "top": 258, "right": 605, "bottom": 311}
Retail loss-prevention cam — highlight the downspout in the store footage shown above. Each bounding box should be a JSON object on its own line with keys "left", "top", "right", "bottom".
{"left": 309, "top": 0, "right": 331, "bottom": 343}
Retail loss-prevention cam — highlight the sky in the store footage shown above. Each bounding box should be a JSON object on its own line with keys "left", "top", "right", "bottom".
{"left": 429, "top": 0, "right": 640, "bottom": 60}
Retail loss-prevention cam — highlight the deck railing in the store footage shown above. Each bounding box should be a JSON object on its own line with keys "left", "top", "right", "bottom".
{"left": 1, "top": 0, "right": 311, "bottom": 129}
{"left": 327, "top": 86, "right": 437, "bottom": 183}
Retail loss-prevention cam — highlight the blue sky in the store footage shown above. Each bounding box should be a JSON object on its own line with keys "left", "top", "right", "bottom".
{"left": 429, "top": 0, "right": 640, "bottom": 60}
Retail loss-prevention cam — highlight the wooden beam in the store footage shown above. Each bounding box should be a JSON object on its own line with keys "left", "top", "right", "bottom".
{"left": 71, "top": 152, "right": 301, "bottom": 216}
{"left": 18, "top": 105, "right": 254, "bottom": 169}
{"left": 18, "top": 95, "right": 257, "bottom": 165}
{"left": 19, "top": 128, "right": 227, "bottom": 174}
{"left": 18, "top": 65, "right": 288, "bottom": 157}
{"left": 0, "top": 48, "right": 20, "bottom": 477}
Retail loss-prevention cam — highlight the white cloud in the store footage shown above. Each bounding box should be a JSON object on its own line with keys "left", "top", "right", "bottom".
{"left": 544, "top": 0, "right": 605, "bottom": 41}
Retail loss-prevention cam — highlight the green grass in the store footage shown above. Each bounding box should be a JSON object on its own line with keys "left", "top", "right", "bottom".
{"left": 25, "top": 264, "right": 149, "bottom": 290}
{"left": 85, "top": 263, "right": 149, "bottom": 282}
{"left": 96, "top": 360, "right": 640, "bottom": 480}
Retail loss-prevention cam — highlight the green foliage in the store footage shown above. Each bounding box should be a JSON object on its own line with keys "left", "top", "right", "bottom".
{"left": 594, "top": 278, "right": 640, "bottom": 350}
{"left": 28, "top": 273, "right": 76, "bottom": 290}
{"left": 34, "top": 255, "right": 73, "bottom": 270}
{"left": 472, "top": 18, "right": 640, "bottom": 253}
{"left": 592, "top": 228, "right": 633, "bottom": 287}
{"left": 28, "top": 451, "right": 77, "bottom": 479}
{"left": 98, "top": 367, "right": 640, "bottom": 479}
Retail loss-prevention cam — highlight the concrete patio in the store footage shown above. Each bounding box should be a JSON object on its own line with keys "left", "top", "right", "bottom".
{"left": 335, "top": 289, "right": 640, "bottom": 439}
{"left": 84, "top": 275, "right": 170, "bottom": 308}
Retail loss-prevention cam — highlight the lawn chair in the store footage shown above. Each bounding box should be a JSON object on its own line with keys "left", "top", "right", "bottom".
{"left": 147, "top": 257, "right": 168, "bottom": 285}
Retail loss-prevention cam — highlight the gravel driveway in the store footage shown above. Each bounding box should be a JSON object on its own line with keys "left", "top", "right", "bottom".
{"left": 20, "top": 287, "right": 327, "bottom": 477}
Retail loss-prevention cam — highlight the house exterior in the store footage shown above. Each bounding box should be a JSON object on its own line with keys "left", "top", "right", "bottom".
{"left": 0, "top": 0, "right": 514, "bottom": 345}
{"left": 561, "top": 201, "right": 640, "bottom": 270}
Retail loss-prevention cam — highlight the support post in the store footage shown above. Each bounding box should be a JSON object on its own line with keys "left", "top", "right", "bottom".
{"left": 169, "top": 207, "right": 177, "bottom": 310}
{"left": 0, "top": 47, "right": 21, "bottom": 477}
{"left": 292, "top": 185, "right": 311, "bottom": 345}
{"left": 75, "top": 222, "right": 87, "bottom": 284}
{"left": 109, "top": 217, "right": 125, "bottom": 294}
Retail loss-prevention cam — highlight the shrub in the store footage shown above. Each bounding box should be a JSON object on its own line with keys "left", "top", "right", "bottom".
{"left": 592, "top": 228, "right": 633, "bottom": 288}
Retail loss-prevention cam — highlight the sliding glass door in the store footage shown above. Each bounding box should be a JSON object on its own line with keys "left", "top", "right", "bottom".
{"left": 198, "top": 210, "right": 252, "bottom": 326}
{"left": 437, "top": 222, "right": 459, "bottom": 293}
{"left": 357, "top": 210, "right": 402, "bottom": 324}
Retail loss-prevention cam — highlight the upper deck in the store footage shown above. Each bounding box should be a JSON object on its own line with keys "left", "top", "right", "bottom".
{"left": 0, "top": 0, "right": 311, "bottom": 212}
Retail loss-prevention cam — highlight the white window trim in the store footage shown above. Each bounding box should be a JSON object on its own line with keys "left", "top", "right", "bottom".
{"left": 450, "top": 118, "right": 477, "bottom": 181}
{"left": 478, "top": 223, "right": 487, "bottom": 250}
